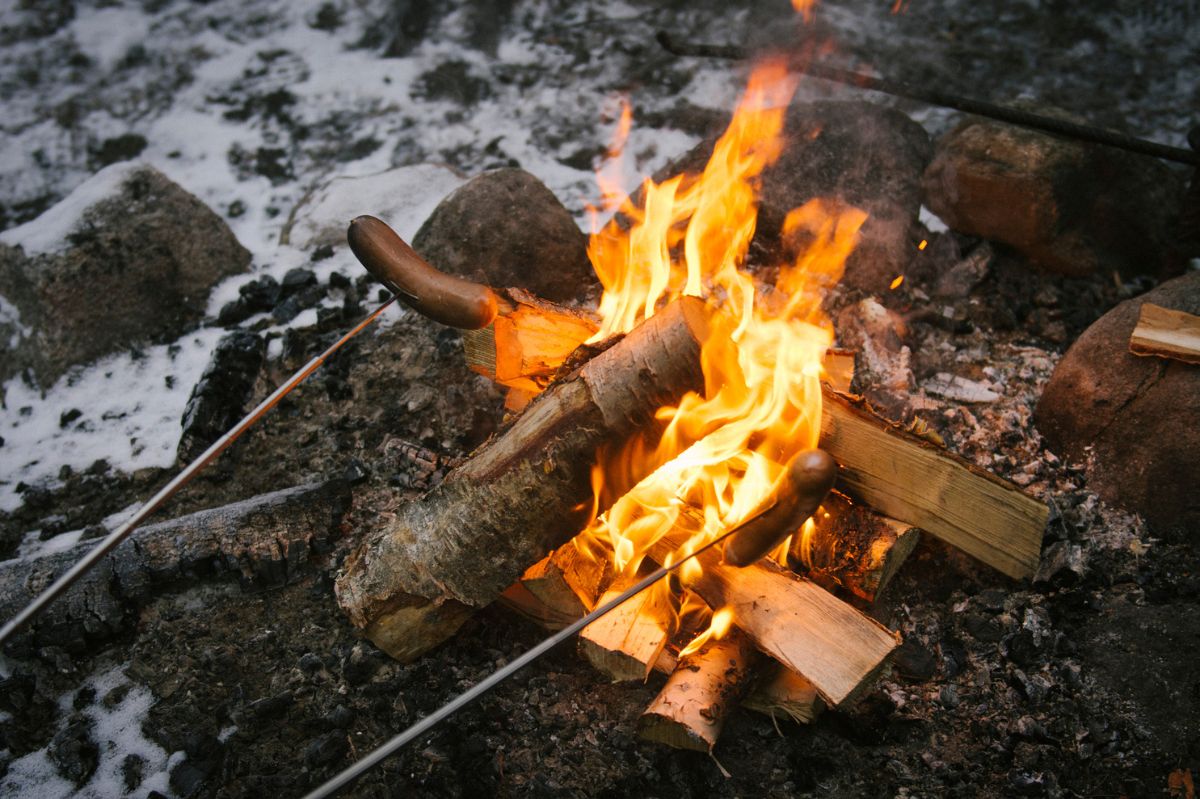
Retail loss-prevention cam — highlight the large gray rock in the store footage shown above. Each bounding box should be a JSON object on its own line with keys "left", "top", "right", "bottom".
{"left": 1035, "top": 271, "right": 1200, "bottom": 535}
{"left": 922, "top": 116, "right": 1187, "bottom": 278}
{"left": 411, "top": 168, "right": 595, "bottom": 303}
{"left": 0, "top": 163, "right": 250, "bottom": 385}
{"left": 652, "top": 101, "right": 932, "bottom": 293}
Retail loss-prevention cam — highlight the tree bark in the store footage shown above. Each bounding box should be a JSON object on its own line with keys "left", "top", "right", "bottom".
{"left": 638, "top": 627, "right": 760, "bottom": 752}
{"left": 335, "top": 297, "right": 710, "bottom": 661}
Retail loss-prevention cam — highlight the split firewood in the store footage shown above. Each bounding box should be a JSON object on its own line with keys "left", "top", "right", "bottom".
{"left": 638, "top": 626, "right": 760, "bottom": 752}
{"left": 499, "top": 544, "right": 613, "bottom": 630}
{"left": 579, "top": 576, "right": 679, "bottom": 681}
{"left": 0, "top": 480, "right": 351, "bottom": 654}
{"left": 742, "top": 663, "right": 823, "bottom": 724}
{"left": 1128, "top": 301, "right": 1200, "bottom": 364}
{"left": 335, "top": 297, "right": 711, "bottom": 662}
{"left": 462, "top": 288, "right": 601, "bottom": 393}
{"left": 819, "top": 388, "right": 1047, "bottom": 579}
{"left": 791, "top": 490, "right": 921, "bottom": 602}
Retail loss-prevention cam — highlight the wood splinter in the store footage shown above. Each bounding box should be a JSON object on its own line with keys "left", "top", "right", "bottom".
{"left": 1129, "top": 301, "right": 1200, "bottom": 364}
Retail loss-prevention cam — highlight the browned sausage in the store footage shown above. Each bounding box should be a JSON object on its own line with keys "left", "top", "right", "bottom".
{"left": 347, "top": 215, "right": 499, "bottom": 330}
{"left": 722, "top": 449, "right": 837, "bottom": 567}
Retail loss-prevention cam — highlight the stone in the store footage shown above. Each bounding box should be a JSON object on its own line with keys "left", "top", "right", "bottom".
{"left": 652, "top": 101, "right": 932, "bottom": 293}
{"left": 177, "top": 331, "right": 266, "bottom": 462}
{"left": 922, "top": 115, "right": 1187, "bottom": 279}
{"left": 0, "top": 163, "right": 251, "bottom": 386}
{"left": 48, "top": 715, "right": 99, "bottom": 786}
{"left": 1035, "top": 271, "right": 1200, "bottom": 535}
{"left": 412, "top": 168, "right": 595, "bottom": 302}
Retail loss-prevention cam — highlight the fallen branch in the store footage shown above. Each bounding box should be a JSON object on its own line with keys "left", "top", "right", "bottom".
{"left": 0, "top": 480, "right": 351, "bottom": 655}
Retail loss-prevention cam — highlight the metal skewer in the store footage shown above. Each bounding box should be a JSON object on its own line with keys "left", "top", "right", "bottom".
{"left": 0, "top": 295, "right": 397, "bottom": 647}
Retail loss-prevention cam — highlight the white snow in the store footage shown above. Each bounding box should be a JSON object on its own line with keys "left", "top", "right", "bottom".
{"left": 0, "top": 328, "right": 225, "bottom": 512}
{"left": 70, "top": 6, "right": 152, "bottom": 72}
{"left": 0, "top": 162, "right": 140, "bottom": 255}
{"left": 0, "top": 664, "right": 172, "bottom": 799}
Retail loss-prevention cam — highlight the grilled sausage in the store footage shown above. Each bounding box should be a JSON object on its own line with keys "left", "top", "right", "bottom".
{"left": 347, "top": 215, "right": 499, "bottom": 329}
{"left": 722, "top": 449, "right": 837, "bottom": 567}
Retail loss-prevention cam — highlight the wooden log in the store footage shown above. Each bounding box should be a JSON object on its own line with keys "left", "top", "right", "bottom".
{"left": 0, "top": 480, "right": 351, "bottom": 656}
{"left": 335, "top": 297, "right": 711, "bottom": 662}
{"left": 742, "top": 664, "right": 823, "bottom": 724}
{"left": 462, "top": 288, "right": 600, "bottom": 392}
{"left": 648, "top": 528, "right": 898, "bottom": 708}
{"left": 819, "top": 388, "right": 1048, "bottom": 579}
{"left": 579, "top": 577, "right": 678, "bottom": 681}
{"left": 638, "top": 627, "right": 760, "bottom": 752}
{"left": 790, "top": 491, "right": 921, "bottom": 602}
{"left": 498, "top": 544, "right": 613, "bottom": 629}
{"left": 1129, "top": 301, "right": 1200, "bottom": 364}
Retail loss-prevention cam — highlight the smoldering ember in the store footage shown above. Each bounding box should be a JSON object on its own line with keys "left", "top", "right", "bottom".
{"left": 1, "top": 2, "right": 1198, "bottom": 798}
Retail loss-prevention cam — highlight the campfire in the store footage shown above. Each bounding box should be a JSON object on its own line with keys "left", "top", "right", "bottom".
{"left": 334, "top": 60, "right": 1047, "bottom": 754}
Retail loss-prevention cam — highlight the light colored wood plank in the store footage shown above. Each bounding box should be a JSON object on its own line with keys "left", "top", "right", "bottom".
{"left": 819, "top": 387, "right": 1047, "bottom": 579}
{"left": 1129, "top": 302, "right": 1200, "bottom": 364}
{"left": 579, "top": 577, "right": 677, "bottom": 681}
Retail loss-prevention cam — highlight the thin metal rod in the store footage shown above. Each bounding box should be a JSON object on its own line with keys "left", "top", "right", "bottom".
{"left": 0, "top": 296, "right": 398, "bottom": 647}
{"left": 655, "top": 31, "right": 1200, "bottom": 167}
{"left": 301, "top": 522, "right": 731, "bottom": 799}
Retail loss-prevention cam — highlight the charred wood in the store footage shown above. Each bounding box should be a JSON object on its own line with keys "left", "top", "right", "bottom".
{"left": 0, "top": 480, "right": 350, "bottom": 656}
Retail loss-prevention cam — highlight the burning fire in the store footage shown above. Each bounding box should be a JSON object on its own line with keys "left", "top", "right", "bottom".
{"left": 574, "top": 62, "right": 868, "bottom": 642}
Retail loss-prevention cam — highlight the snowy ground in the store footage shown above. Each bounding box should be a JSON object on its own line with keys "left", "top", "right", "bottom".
{"left": 1, "top": 1, "right": 1196, "bottom": 795}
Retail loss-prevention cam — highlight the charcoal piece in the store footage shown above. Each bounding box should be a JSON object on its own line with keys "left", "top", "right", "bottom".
{"left": 48, "top": 715, "right": 99, "bottom": 787}
{"left": 177, "top": 331, "right": 265, "bottom": 462}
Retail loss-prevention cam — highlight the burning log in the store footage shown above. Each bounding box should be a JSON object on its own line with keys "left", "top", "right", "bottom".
{"left": 579, "top": 577, "right": 678, "bottom": 681}
{"left": 638, "top": 625, "right": 760, "bottom": 752}
{"left": 0, "top": 480, "right": 350, "bottom": 654}
{"left": 335, "top": 297, "right": 711, "bottom": 661}
{"left": 461, "top": 288, "right": 601, "bottom": 392}
{"left": 791, "top": 490, "right": 921, "bottom": 602}
{"left": 649, "top": 529, "right": 898, "bottom": 708}
{"left": 819, "top": 388, "right": 1047, "bottom": 579}
{"left": 1129, "top": 301, "right": 1200, "bottom": 364}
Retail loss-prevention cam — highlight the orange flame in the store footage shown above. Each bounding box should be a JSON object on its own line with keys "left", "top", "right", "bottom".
{"left": 576, "top": 61, "right": 868, "bottom": 612}
{"left": 792, "top": 0, "right": 818, "bottom": 23}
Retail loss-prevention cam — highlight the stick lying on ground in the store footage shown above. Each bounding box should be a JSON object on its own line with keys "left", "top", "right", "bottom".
{"left": 0, "top": 480, "right": 350, "bottom": 654}
{"left": 335, "top": 297, "right": 711, "bottom": 662}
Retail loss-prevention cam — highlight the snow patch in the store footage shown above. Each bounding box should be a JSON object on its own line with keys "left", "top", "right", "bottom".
{"left": 0, "top": 327, "right": 226, "bottom": 512}
{"left": 70, "top": 6, "right": 152, "bottom": 72}
{"left": 919, "top": 205, "right": 950, "bottom": 233}
{"left": 0, "top": 162, "right": 140, "bottom": 255}
{"left": 0, "top": 664, "right": 171, "bottom": 799}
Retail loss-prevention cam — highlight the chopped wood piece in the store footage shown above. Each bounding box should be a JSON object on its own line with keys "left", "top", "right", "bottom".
{"left": 462, "top": 287, "right": 600, "bottom": 392}
{"left": 0, "top": 480, "right": 351, "bottom": 655}
{"left": 638, "top": 627, "right": 760, "bottom": 752}
{"left": 499, "top": 544, "right": 613, "bottom": 630}
{"left": 648, "top": 520, "right": 899, "bottom": 708}
{"left": 580, "top": 578, "right": 677, "bottom": 681}
{"left": 336, "top": 297, "right": 711, "bottom": 662}
{"left": 742, "top": 664, "right": 823, "bottom": 725}
{"left": 1129, "top": 302, "right": 1200, "bottom": 364}
{"left": 791, "top": 491, "right": 921, "bottom": 602}
{"left": 819, "top": 387, "right": 1047, "bottom": 579}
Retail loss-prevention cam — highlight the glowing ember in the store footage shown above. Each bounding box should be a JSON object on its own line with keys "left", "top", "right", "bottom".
{"left": 574, "top": 60, "right": 868, "bottom": 640}
{"left": 890, "top": 274, "right": 905, "bottom": 290}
